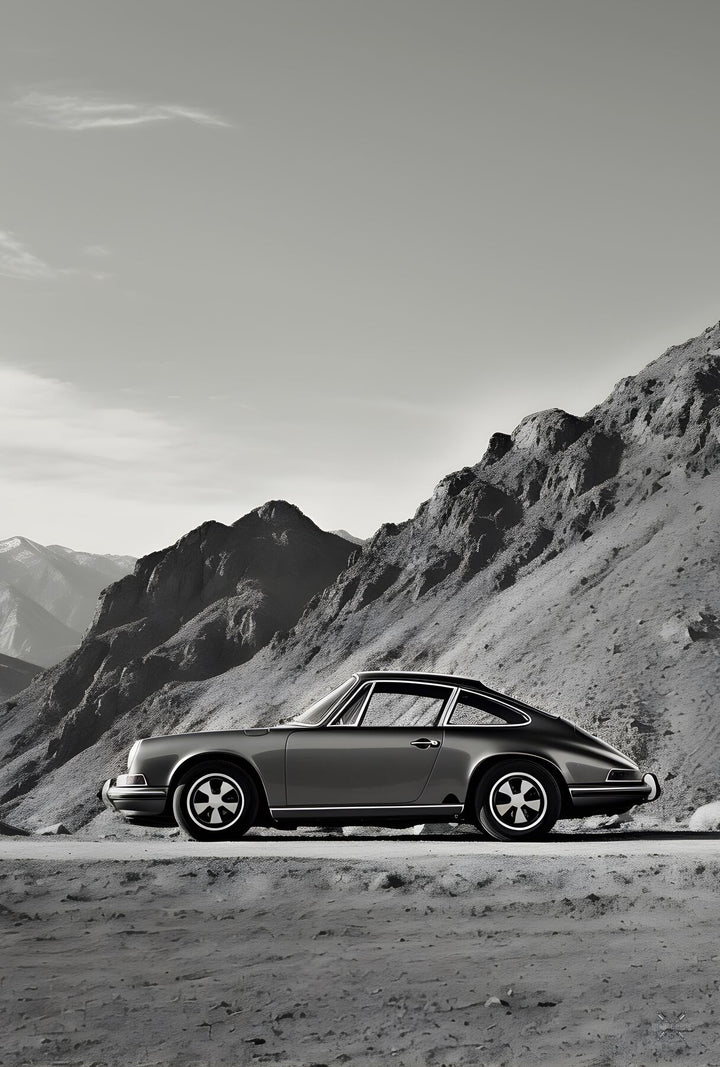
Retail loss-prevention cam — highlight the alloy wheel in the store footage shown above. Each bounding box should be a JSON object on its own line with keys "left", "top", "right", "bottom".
{"left": 488, "top": 772, "right": 547, "bottom": 831}
{"left": 186, "top": 772, "right": 245, "bottom": 831}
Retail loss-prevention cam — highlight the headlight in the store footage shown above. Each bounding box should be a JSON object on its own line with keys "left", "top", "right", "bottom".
{"left": 116, "top": 773, "right": 147, "bottom": 788}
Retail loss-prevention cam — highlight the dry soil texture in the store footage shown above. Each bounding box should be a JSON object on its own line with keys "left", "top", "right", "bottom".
{"left": 2, "top": 836, "right": 720, "bottom": 1067}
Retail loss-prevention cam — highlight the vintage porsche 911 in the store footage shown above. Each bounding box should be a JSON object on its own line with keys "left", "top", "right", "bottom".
{"left": 101, "top": 670, "right": 660, "bottom": 841}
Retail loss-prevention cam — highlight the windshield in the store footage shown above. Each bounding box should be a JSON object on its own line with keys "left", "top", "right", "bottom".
{"left": 289, "top": 677, "right": 356, "bottom": 726}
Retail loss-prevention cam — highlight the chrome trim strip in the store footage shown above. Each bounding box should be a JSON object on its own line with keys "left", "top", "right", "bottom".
{"left": 288, "top": 674, "right": 360, "bottom": 728}
{"left": 437, "top": 687, "right": 460, "bottom": 727}
{"left": 444, "top": 721, "right": 530, "bottom": 729}
{"left": 270, "top": 803, "right": 464, "bottom": 816}
{"left": 351, "top": 681, "right": 375, "bottom": 726}
{"left": 326, "top": 681, "right": 374, "bottom": 727}
{"left": 444, "top": 688, "right": 532, "bottom": 728}
{"left": 108, "top": 787, "right": 167, "bottom": 799}
{"left": 326, "top": 678, "right": 457, "bottom": 729}
{"left": 569, "top": 785, "right": 650, "bottom": 794}
{"left": 355, "top": 679, "right": 455, "bottom": 729}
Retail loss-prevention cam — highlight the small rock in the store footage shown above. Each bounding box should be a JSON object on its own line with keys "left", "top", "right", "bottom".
{"left": 484, "top": 996, "right": 509, "bottom": 1008}
{"left": 419, "top": 822, "right": 459, "bottom": 836}
{"left": 37, "top": 823, "right": 70, "bottom": 836}
{"left": 371, "top": 872, "right": 407, "bottom": 890}
{"left": 689, "top": 801, "right": 720, "bottom": 831}
{"left": 597, "top": 812, "right": 632, "bottom": 829}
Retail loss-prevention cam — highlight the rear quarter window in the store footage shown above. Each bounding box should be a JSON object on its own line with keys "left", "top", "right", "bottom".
{"left": 448, "top": 690, "right": 528, "bottom": 727}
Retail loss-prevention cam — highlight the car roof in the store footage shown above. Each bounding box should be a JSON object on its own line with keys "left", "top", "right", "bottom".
{"left": 355, "top": 670, "right": 490, "bottom": 692}
{"left": 352, "top": 670, "right": 553, "bottom": 719}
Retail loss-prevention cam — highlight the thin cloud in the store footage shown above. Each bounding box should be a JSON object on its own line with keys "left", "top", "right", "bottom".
{"left": 82, "top": 244, "right": 111, "bottom": 258}
{"left": 0, "top": 364, "right": 250, "bottom": 498}
{"left": 0, "top": 230, "right": 111, "bottom": 283}
{"left": 0, "top": 363, "right": 224, "bottom": 554}
{"left": 0, "top": 365, "right": 176, "bottom": 469}
{"left": 12, "top": 91, "right": 231, "bottom": 131}
{"left": 0, "top": 230, "right": 70, "bottom": 281}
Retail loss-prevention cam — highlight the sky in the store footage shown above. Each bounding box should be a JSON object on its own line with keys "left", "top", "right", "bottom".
{"left": 1, "top": 0, "right": 720, "bottom": 557}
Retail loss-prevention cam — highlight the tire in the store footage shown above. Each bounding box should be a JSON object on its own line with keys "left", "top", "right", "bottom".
{"left": 474, "top": 759, "right": 561, "bottom": 841}
{"left": 172, "top": 761, "right": 259, "bottom": 841}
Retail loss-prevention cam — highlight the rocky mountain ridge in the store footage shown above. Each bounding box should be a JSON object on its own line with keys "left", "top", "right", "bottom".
{"left": 3, "top": 320, "right": 720, "bottom": 830}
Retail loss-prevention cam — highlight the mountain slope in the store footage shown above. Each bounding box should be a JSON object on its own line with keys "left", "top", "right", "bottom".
{"left": 0, "top": 585, "right": 83, "bottom": 669}
{"left": 0, "top": 537, "right": 135, "bottom": 665}
{"left": 0, "top": 653, "right": 40, "bottom": 702}
{"left": 4, "top": 319, "right": 720, "bottom": 831}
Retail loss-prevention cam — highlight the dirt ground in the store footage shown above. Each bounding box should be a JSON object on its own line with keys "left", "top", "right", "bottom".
{"left": 2, "top": 835, "right": 720, "bottom": 1067}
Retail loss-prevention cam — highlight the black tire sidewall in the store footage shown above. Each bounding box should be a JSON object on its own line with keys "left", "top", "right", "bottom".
{"left": 475, "top": 759, "right": 561, "bottom": 841}
{"left": 172, "top": 761, "right": 259, "bottom": 841}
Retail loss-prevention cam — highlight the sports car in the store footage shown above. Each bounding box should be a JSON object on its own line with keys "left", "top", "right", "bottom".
{"left": 100, "top": 670, "right": 660, "bottom": 841}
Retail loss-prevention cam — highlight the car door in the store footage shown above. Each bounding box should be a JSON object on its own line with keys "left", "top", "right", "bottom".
{"left": 284, "top": 680, "right": 453, "bottom": 807}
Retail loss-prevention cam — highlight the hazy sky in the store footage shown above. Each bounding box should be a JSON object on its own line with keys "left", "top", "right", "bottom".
{"left": 2, "top": 0, "right": 720, "bottom": 556}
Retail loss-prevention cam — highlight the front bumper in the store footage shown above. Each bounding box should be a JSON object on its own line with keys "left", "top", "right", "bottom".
{"left": 100, "top": 778, "right": 168, "bottom": 818}
{"left": 568, "top": 772, "right": 661, "bottom": 811}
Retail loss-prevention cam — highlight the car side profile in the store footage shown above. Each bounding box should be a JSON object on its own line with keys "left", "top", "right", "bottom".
{"left": 101, "top": 671, "right": 660, "bottom": 842}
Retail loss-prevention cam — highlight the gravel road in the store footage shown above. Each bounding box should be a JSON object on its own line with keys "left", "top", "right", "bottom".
{"left": 3, "top": 830, "right": 720, "bottom": 862}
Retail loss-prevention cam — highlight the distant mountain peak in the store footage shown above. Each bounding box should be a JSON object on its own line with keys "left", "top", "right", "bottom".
{"left": 0, "top": 537, "right": 135, "bottom": 667}
{"left": 332, "top": 529, "right": 366, "bottom": 545}
{"left": 0, "top": 535, "right": 44, "bottom": 555}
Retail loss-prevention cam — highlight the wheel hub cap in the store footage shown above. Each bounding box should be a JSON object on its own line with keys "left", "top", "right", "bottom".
{"left": 490, "top": 773, "right": 547, "bottom": 831}
{"left": 187, "top": 774, "right": 244, "bottom": 830}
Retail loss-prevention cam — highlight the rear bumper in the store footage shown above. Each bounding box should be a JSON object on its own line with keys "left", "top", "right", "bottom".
{"left": 568, "top": 772, "right": 661, "bottom": 811}
{"left": 100, "top": 778, "right": 168, "bottom": 818}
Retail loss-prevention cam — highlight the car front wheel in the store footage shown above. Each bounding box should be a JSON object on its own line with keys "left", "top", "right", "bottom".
{"left": 473, "top": 759, "right": 561, "bottom": 841}
{"left": 172, "top": 761, "right": 259, "bottom": 841}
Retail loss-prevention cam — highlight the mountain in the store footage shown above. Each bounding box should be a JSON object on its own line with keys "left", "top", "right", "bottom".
{"left": 0, "top": 503, "right": 356, "bottom": 824}
{"left": 332, "top": 530, "right": 367, "bottom": 545}
{"left": 0, "top": 585, "right": 82, "bottom": 669}
{"left": 0, "top": 537, "right": 135, "bottom": 666}
{"left": 4, "top": 319, "right": 720, "bottom": 831}
{"left": 0, "top": 653, "right": 41, "bottom": 702}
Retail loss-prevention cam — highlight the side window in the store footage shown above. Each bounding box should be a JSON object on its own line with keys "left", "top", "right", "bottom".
{"left": 359, "top": 682, "right": 451, "bottom": 728}
{"left": 449, "top": 690, "right": 526, "bottom": 727}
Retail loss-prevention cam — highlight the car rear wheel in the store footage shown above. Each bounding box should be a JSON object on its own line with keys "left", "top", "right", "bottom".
{"left": 172, "top": 761, "right": 259, "bottom": 841}
{"left": 474, "top": 759, "right": 561, "bottom": 841}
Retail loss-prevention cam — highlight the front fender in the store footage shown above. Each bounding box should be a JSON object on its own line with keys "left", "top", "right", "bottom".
{"left": 128, "top": 730, "right": 288, "bottom": 807}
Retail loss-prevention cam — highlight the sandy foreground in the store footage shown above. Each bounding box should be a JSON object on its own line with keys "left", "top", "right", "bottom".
{"left": 2, "top": 834, "right": 720, "bottom": 1067}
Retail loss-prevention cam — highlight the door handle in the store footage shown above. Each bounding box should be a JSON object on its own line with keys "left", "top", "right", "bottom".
{"left": 410, "top": 738, "right": 440, "bottom": 749}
